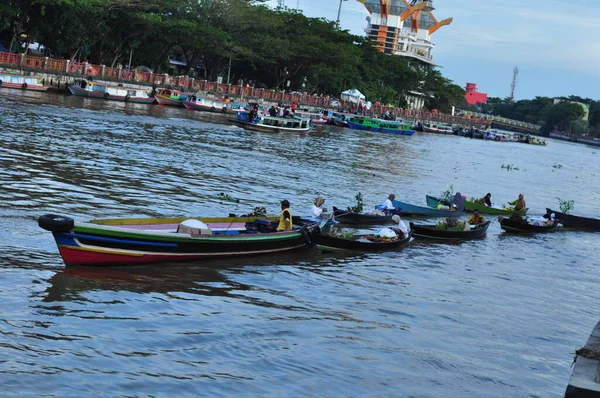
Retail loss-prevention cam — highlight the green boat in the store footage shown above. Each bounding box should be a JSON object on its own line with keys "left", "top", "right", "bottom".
{"left": 425, "top": 195, "right": 527, "bottom": 216}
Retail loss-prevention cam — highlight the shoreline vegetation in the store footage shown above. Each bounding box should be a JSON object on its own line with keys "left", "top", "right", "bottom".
{"left": 0, "top": 0, "right": 597, "bottom": 136}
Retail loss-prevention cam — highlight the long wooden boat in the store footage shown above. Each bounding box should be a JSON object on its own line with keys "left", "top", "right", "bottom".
{"left": 155, "top": 88, "right": 188, "bottom": 107}
{"left": 229, "top": 112, "right": 311, "bottom": 133}
{"left": 426, "top": 195, "right": 527, "bottom": 216}
{"left": 0, "top": 72, "right": 48, "bottom": 91}
{"left": 38, "top": 214, "right": 316, "bottom": 267}
{"left": 409, "top": 221, "right": 491, "bottom": 241}
{"left": 546, "top": 208, "right": 600, "bottom": 231}
{"left": 181, "top": 96, "right": 244, "bottom": 114}
{"left": 68, "top": 80, "right": 155, "bottom": 103}
{"left": 393, "top": 193, "right": 464, "bottom": 217}
{"left": 314, "top": 226, "right": 412, "bottom": 252}
{"left": 332, "top": 207, "right": 396, "bottom": 225}
{"left": 346, "top": 116, "right": 415, "bottom": 135}
{"left": 499, "top": 216, "right": 559, "bottom": 233}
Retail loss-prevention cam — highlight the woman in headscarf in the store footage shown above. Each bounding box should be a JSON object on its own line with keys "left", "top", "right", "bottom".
{"left": 312, "top": 197, "right": 327, "bottom": 218}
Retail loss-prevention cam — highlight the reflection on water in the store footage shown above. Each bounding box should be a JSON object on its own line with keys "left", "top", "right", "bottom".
{"left": 1, "top": 90, "right": 600, "bottom": 397}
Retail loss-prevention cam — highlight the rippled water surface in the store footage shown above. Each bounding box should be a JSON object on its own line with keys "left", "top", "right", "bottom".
{"left": 1, "top": 89, "right": 599, "bottom": 397}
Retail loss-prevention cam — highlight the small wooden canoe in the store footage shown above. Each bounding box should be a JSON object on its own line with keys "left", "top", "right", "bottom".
{"left": 393, "top": 193, "right": 464, "bottom": 217}
{"left": 314, "top": 227, "right": 412, "bottom": 252}
{"left": 410, "top": 221, "right": 491, "bottom": 241}
{"left": 332, "top": 207, "right": 396, "bottom": 225}
{"left": 546, "top": 208, "right": 600, "bottom": 231}
{"left": 426, "top": 195, "right": 527, "bottom": 216}
{"left": 499, "top": 216, "right": 559, "bottom": 233}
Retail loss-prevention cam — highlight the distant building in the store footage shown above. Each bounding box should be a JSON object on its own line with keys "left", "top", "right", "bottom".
{"left": 359, "top": 0, "right": 452, "bottom": 67}
{"left": 464, "top": 83, "right": 487, "bottom": 106}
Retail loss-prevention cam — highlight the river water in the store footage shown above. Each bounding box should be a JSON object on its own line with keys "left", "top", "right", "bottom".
{"left": 1, "top": 89, "right": 599, "bottom": 397}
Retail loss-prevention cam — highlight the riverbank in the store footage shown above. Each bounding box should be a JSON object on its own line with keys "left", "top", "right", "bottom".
{"left": 0, "top": 51, "right": 491, "bottom": 128}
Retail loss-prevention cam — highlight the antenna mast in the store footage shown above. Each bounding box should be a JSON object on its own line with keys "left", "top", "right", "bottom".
{"left": 510, "top": 66, "right": 519, "bottom": 102}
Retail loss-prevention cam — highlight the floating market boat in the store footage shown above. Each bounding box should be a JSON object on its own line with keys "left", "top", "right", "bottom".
{"left": 346, "top": 116, "right": 415, "bottom": 135}
{"left": 546, "top": 208, "right": 600, "bottom": 231}
{"left": 68, "top": 80, "right": 155, "bottom": 103}
{"left": 155, "top": 88, "right": 188, "bottom": 107}
{"left": 313, "top": 221, "right": 412, "bottom": 252}
{"left": 0, "top": 72, "right": 48, "bottom": 91}
{"left": 410, "top": 221, "right": 491, "bottom": 241}
{"left": 392, "top": 193, "right": 464, "bottom": 217}
{"left": 425, "top": 195, "right": 528, "bottom": 216}
{"left": 181, "top": 96, "right": 244, "bottom": 113}
{"left": 498, "top": 215, "right": 559, "bottom": 233}
{"left": 332, "top": 207, "right": 396, "bottom": 225}
{"left": 229, "top": 111, "right": 311, "bottom": 133}
{"left": 38, "top": 214, "right": 317, "bottom": 267}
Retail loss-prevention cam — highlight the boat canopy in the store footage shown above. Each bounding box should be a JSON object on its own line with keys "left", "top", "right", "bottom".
{"left": 340, "top": 89, "right": 365, "bottom": 104}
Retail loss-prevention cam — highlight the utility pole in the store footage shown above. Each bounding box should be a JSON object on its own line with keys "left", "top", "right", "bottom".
{"left": 336, "top": 0, "right": 347, "bottom": 28}
{"left": 509, "top": 66, "right": 519, "bottom": 102}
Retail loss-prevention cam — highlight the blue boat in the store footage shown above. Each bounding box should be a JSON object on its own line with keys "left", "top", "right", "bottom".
{"left": 392, "top": 193, "right": 465, "bottom": 217}
{"left": 346, "top": 116, "right": 415, "bottom": 135}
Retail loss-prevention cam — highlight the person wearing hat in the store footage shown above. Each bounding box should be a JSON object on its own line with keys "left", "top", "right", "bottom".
{"left": 312, "top": 197, "right": 327, "bottom": 218}
{"left": 277, "top": 199, "right": 293, "bottom": 231}
{"left": 391, "top": 214, "right": 408, "bottom": 238}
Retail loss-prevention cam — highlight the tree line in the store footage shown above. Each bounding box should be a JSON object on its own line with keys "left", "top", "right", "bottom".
{"left": 476, "top": 96, "right": 600, "bottom": 136}
{"left": 0, "top": 0, "right": 467, "bottom": 111}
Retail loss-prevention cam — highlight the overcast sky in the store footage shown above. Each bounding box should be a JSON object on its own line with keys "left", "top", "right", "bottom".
{"left": 268, "top": 0, "right": 600, "bottom": 101}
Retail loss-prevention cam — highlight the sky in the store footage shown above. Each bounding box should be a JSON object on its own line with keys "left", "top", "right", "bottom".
{"left": 266, "top": 0, "right": 600, "bottom": 101}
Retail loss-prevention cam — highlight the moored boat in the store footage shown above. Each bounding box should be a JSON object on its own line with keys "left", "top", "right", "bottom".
{"left": 422, "top": 122, "right": 454, "bottom": 134}
{"left": 498, "top": 215, "right": 559, "bottom": 233}
{"left": 294, "top": 110, "right": 328, "bottom": 125}
{"left": 181, "top": 96, "right": 244, "bottom": 113}
{"left": 68, "top": 80, "right": 155, "bottom": 103}
{"left": 313, "top": 222, "right": 412, "bottom": 252}
{"left": 346, "top": 116, "right": 415, "bottom": 135}
{"left": 155, "top": 88, "right": 188, "bottom": 107}
{"left": 229, "top": 111, "right": 311, "bottom": 133}
{"left": 483, "top": 129, "right": 517, "bottom": 142}
{"left": 38, "top": 214, "right": 316, "bottom": 267}
{"left": 546, "top": 208, "right": 600, "bottom": 231}
{"left": 410, "top": 221, "right": 491, "bottom": 241}
{"left": 0, "top": 72, "right": 48, "bottom": 91}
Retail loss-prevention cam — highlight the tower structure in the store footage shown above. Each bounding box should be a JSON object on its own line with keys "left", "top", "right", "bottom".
{"left": 509, "top": 66, "right": 519, "bottom": 102}
{"left": 358, "top": 0, "right": 452, "bottom": 66}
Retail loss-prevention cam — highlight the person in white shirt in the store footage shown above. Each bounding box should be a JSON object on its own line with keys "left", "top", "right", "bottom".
{"left": 383, "top": 194, "right": 396, "bottom": 210}
{"left": 312, "top": 197, "right": 327, "bottom": 218}
{"left": 391, "top": 215, "right": 409, "bottom": 237}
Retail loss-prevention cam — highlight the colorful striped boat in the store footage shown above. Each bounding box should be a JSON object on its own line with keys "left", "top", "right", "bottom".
{"left": 68, "top": 80, "right": 155, "bottom": 103}
{"left": 155, "top": 88, "right": 189, "bottom": 107}
{"left": 0, "top": 73, "right": 48, "bottom": 91}
{"left": 38, "top": 214, "right": 317, "bottom": 267}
